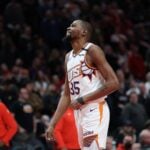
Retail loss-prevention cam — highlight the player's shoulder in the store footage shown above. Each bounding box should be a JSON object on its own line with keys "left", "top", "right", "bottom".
{"left": 65, "top": 51, "right": 72, "bottom": 58}
{"left": 65, "top": 51, "right": 72, "bottom": 60}
{"left": 65, "top": 51, "right": 72, "bottom": 64}
{"left": 88, "top": 43, "right": 104, "bottom": 55}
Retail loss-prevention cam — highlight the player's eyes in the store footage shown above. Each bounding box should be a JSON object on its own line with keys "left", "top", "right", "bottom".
{"left": 71, "top": 23, "right": 76, "bottom": 27}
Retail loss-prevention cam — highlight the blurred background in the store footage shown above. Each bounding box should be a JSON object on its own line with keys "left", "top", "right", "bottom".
{"left": 0, "top": 0, "right": 149, "bottom": 149}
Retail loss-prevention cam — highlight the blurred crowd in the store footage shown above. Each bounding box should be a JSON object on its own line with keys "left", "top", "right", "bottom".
{"left": 0, "top": 0, "right": 150, "bottom": 149}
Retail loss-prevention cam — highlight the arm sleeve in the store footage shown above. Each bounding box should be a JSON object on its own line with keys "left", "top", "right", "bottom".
{"left": 54, "top": 116, "right": 66, "bottom": 148}
{"left": 1, "top": 103, "right": 18, "bottom": 146}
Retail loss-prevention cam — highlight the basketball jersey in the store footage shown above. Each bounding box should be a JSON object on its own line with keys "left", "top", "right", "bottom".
{"left": 67, "top": 43, "right": 106, "bottom": 104}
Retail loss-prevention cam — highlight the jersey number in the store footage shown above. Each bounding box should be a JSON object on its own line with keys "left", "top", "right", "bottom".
{"left": 70, "top": 81, "right": 80, "bottom": 95}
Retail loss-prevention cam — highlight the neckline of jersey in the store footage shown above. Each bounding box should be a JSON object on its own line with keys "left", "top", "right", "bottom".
{"left": 72, "top": 42, "right": 88, "bottom": 57}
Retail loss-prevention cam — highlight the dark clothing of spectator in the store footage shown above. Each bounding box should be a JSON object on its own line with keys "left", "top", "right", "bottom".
{"left": 121, "top": 102, "right": 148, "bottom": 133}
{"left": 12, "top": 100, "right": 34, "bottom": 133}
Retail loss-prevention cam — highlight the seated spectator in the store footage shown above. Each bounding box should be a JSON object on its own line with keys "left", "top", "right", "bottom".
{"left": 114, "top": 120, "right": 136, "bottom": 145}
{"left": 106, "top": 136, "right": 116, "bottom": 150}
{"left": 128, "top": 44, "right": 146, "bottom": 80}
{"left": 145, "top": 72, "right": 150, "bottom": 95}
{"left": 131, "top": 143, "right": 141, "bottom": 150}
{"left": 121, "top": 91, "right": 148, "bottom": 133}
{"left": 139, "top": 129, "right": 150, "bottom": 149}
{"left": 36, "top": 114, "right": 54, "bottom": 149}
{"left": 25, "top": 79, "right": 44, "bottom": 117}
{"left": 12, "top": 87, "right": 34, "bottom": 134}
{"left": 117, "top": 135, "right": 135, "bottom": 150}
{"left": 11, "top": 88, "right": 45, "bottom": 150}
{"left": 0, "top": 100, "right": 18, "bottom": 150}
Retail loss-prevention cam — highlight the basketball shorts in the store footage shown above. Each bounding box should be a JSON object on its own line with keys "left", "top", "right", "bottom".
{"left": 74, "top": 101, "right": 110, "bottom": 150}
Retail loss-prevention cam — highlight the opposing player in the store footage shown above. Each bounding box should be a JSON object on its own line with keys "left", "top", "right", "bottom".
{"left": 45, "top": 20, "right": 119, "bottom": 149}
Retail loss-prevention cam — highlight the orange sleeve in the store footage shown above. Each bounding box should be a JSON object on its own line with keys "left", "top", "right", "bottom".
{"left": 54, "top": 116, "right": 66, "bottom": 149}
{"left": 1, "top": 103, "right": 18, "bottom": 146}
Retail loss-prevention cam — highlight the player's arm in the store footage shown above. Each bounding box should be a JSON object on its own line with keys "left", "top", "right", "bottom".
{"left": 46, "top": 54, "right": 71, "bottom": 140}
{"left": 76, "top": 45, "right": 119, "bottom": 105}
{"left": 83, "top": 44, "right": 119, "bottom": 102}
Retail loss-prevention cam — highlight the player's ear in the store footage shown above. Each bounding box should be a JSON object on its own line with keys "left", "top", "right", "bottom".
{"left": 82, "top": 30, "right": 87, "bottom": 36}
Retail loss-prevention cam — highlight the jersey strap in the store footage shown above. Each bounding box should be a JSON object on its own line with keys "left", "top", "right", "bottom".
{"left": 82, "top": 43, "right": 93, "bottom": 51}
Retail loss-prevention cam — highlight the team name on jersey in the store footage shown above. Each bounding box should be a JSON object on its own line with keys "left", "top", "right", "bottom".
{"left": 68, "top": 64, "right": 81, "bottom": 82}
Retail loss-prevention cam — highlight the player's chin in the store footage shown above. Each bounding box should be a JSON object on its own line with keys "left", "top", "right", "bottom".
{"left": 65, "top": 34, "right": 72, "bottom": 41}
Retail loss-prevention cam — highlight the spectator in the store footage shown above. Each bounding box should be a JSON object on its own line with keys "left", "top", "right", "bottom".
{"left": 131, "top": 143, "right": 141, "bottom": 150}
{"left": 128, "top": 44, "right": 146, "bottom": 80}
{"left": 0, "top": 100, "right": 18, "bottom": 149}
{"left": 138, "top": 82, "right": 149, "bottom": 103}
{"left": 34, "top": 70, "right": 49, "bottom": 96}
{"left": 18, "top": 25, "right": 35, "bottom": 66}
{"left": 11, "top": 87, "right": 45, "bottom": 150}
{"left": 36, "top": 114, "right": 54, "bottom": 149}
{"left": 126, "top": 78, "right": 140, "bottom": 96}
{"left": 106, "top": 136, "right": 116, "bottom": 150}
{"left": 145, "top": 72, "right": 150, "bottom": 95}
{"left": 4, "top": 0, "right": 25, "bottom": 29}
{"left": 117, "top": 135, "right": 135, "bottom": 150}
{"left": 114, "top": 120, "right": 136, "bottom": 146}
{"left": 139, "top": 129, "right": 150, "bottom": 149}
{"left": 12, "top": 87, "right": 34, "bottom": 134}
{"left": 121, "top": 91, "right": 148, "bottom": 133}
{"left": 40, "top": 9, "right": 63, "bottom": 48}
{"left": 25, "top": 79, "right": 44, "bottom": 116}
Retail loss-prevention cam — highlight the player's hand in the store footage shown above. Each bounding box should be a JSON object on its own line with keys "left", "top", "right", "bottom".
{"left": 45, "top": 125, "right": 55, "bottom": 142}
{"left": 70, "top": 100, "right": 82, "bottom": 109}
{"left": 83, "top": 135, "right": 97, "bottom": 147}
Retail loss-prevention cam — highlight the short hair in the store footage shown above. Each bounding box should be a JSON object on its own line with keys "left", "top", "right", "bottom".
{"left": 78, "top": 20, "right": 93, "bottom": 40}
{"left": 139, "top": 129, "right": 150, "bottom": 145}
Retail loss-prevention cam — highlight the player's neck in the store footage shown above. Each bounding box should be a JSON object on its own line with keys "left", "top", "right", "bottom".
{"left": 71, "top": 39, "right": 88, "bottom": 53}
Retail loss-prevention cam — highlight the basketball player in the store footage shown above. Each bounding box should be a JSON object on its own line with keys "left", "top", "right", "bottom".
{"left": 46, "top": 20, "right": 119, "bottom": 150}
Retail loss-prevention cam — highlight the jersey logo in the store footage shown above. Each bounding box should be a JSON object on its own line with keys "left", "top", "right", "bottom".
{"left": 68, "top": 61, "right": 96, "bottom": 82}
{"left": 81, "top": 61, "right": 96, "bottom": 81}
{"left": 68, "top": 64, "right": 81, "bottom": 82}
{"left": 90, "top": 108, "right": 97, "bottom": 112}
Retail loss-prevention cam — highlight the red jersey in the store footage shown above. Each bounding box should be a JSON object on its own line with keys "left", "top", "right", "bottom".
{"left": 0, "top": 102, "right": 18, "bottom": 146}
{"left": 54, "top": 108, "right": 80, "bottom": 149}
